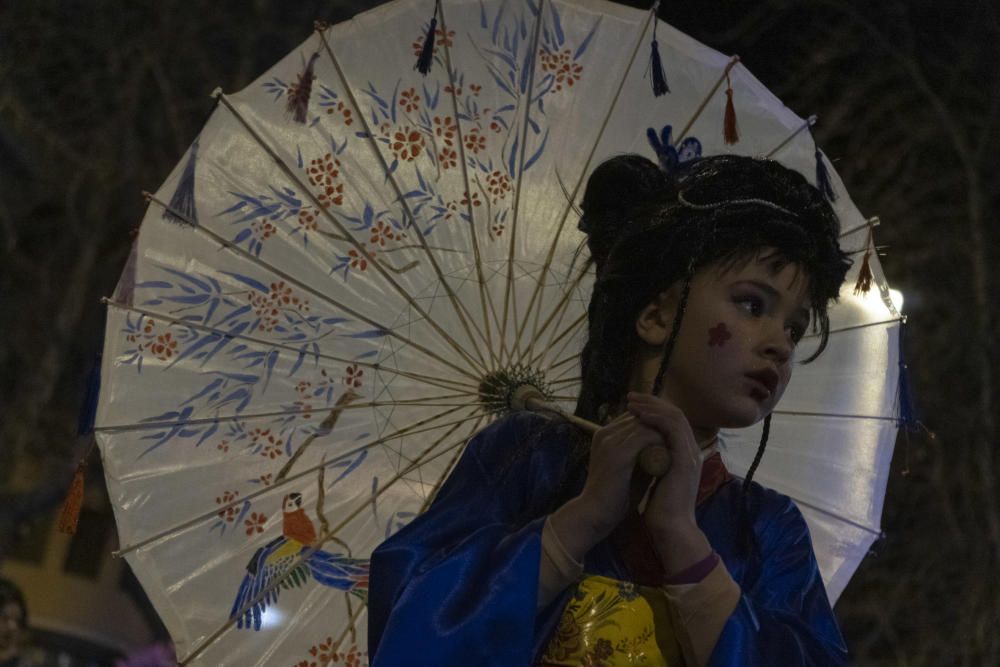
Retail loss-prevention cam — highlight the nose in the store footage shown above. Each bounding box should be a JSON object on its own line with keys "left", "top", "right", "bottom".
{"left": 760, "top": 322, "right": 793, "bottom": 365}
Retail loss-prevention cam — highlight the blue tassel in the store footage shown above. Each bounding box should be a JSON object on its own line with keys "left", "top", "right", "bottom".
{"left": 650, "top": 39, "right": 669, "bottom": 96}
{"left": 164, "top": 138, "right": 199, "bottom": 225}
{"left": 815, "top": 147, "right": 836, "bottom": 202}
{"left": 415, "top": 14, "right": 438, "bottom": 75}
{"left": 896, "top": 323, "right": 917, "bottom": 431}
{"left": 77, "top": 351, "right": 102, "bottom": 436}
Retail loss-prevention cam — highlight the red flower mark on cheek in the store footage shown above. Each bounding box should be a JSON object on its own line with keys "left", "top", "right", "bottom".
{"left": 708, "top": 322, "right": 732, "bottom": 347}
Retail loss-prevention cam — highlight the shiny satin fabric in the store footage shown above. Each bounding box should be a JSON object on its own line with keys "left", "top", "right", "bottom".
{"left": 368, "top": 414, "right": 851, "bottom": 666}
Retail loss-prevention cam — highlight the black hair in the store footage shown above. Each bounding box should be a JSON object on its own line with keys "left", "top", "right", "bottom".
{"left": 0, "top": 577, "right": 27, "bottom": 630}
{"left": 576, "top": 153, "right": 849, "bottom": 424}
{"left": 575, "top": 154, "right": 850, "bottom": 551}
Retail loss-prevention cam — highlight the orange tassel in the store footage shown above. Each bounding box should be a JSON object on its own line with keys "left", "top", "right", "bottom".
{"left": 853, "top": 227, "right": 875, "bottom": 296}
{"left": 723, "top": 73, "right": 739, "bottom": 145}
{"left": 57, "top": 462, "right": 86, "bottom": 534}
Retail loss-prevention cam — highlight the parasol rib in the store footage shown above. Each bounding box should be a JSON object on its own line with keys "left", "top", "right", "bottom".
{"left": 145, "top": 193, "right": 480, "bottom": 382}
{"left": 314, "top": 29, "right": 494, "bottom": 374}
{"left": 417, "top": 417, "right": 484, "bottom": 515}
{"left": 112, "top": 403, "right": 480, "bottom": 557}
{"left": 514, "top": 4, "right": 658, "bottom": 368}
{"left": 104, "top": 298, "right": 479, "bottom": 394}
{"left": 517, "top": 261, "right": 591, "bottom": 367}
{"left": 179, "top": 419, "right": 479, "bottom": 665}
{"left": 437, "top": 2, "right": 503, "bottom": 370}
{"left": 531, "top": 310, "right": 587, "bottom": 370}
{"left": 840, "top": 216, "right": 880, "bottom": 239}
{"left": 97, "top": 396, "right": 491, "bottom": 435}
{"left": 770, "top": 409, "right": 898, "bottom": 421}
{"left": 801, "top": 316, "right": 905, "bottom": 340}
{"left": 215, "top": 94, "right": 490, "bottom": 378}
{"left": 498, "top": 0, "right": 547, "bottom": 367}
{"left": 765, "top": 115, "right": 817, "bottom": 158}
{"left": 675, "top": 55, "right": 741, "bottom": 143}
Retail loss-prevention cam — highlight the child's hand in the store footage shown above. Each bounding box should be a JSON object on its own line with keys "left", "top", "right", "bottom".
{"left": 548, "top": 411, "right": 667, "bottom": 560}
{"left": 626, "top": 392, "right": 714, "bottom": 575}
{"left": 574, "top": 412, "right": 663, "bottom": 536}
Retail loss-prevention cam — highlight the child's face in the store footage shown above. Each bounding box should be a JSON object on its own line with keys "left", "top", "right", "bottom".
{"left": 638, "top": 250, "right": 811, "bottom": 432}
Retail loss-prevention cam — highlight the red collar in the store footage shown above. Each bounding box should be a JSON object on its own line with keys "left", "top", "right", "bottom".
{"left": 611, "top": 452, "right": 731, "bottom": 586}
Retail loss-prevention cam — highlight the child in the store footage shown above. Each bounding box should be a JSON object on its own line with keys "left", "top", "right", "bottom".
{"left": 368, "top": 154, "right": 852, "bottom": 666}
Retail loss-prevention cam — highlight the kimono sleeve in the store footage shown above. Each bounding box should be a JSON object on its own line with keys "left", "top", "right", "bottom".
{"left": 367, "top": 416, "right": 553, "bottom": 666}
{"left": 709, "top": 491, "right": 851, "bottom": 666}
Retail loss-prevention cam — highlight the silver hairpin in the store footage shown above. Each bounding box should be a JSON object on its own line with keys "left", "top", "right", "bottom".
{"left": 678, "top": 190, "right": 796, "bottom": 217}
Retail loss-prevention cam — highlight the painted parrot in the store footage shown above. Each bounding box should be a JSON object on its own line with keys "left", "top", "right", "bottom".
{"left": 230, "top": 492, "right": 369, "bottom": 630}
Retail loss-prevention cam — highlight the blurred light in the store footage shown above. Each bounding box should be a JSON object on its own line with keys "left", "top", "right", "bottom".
{"left": 260, "top": 607, "right": 285, "bottom": 629}
{"left": 889, "top": 289, "right": 904, "bottom": 313}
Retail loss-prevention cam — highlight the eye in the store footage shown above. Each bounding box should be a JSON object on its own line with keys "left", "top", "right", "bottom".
{"left": 735, "top": 294, "right": 765, "bottom": 316}
{"left": 787, "top": 323, "right": 806, "bottom": 344}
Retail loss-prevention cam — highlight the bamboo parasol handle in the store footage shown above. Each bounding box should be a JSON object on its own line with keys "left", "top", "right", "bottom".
{"left": 511, "top": 386, "right": 671, "bottom": 477}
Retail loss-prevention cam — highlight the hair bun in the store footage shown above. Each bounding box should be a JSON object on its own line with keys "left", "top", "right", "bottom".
{"left": 580, "top": 154, "right": 673, "bottom": 272}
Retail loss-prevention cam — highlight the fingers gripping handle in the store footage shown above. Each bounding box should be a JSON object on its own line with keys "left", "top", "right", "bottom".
{"left": 511, "top": 385, "right": 671, "bottom": 477}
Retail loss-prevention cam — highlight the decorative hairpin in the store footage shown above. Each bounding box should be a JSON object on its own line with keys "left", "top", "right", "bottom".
{"left": 677, "top": 191, "right": 796, "bottom": 217}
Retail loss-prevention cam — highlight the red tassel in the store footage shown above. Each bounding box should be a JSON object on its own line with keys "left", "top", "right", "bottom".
{"left": 58, "top": 463, "right": 86, "bottom": 535}
{"left": 723, "top": 72, "right": 739, "bottom": 145}
{"left": 853, "top": 227, "right": 874, "bottom": 296}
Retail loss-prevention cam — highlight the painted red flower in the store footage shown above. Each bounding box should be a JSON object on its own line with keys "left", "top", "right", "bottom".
{"left": 150, "top": 332, "right": 178, "bottom": 360}
{"left": 244, "top": 512, "right": 267, "bottom": 535}
{"left": 438, "top": 147, "right": 458, "bottom": 170}
{"left": 348, "top": 248, "right": 369, "bottom": 271}
{"left": 432, "top": 116, "right": 457, "bottom": 146}
{"left": 391, "top": 127, "right": 424, "bottom": 162}
{"left": 464, "top": 129, "right": 486, "bottom": 154}
{"left": 399, "top": 87, "right": 421, "bottom": 113}
{"left": 216, "top": 490, "right": 240, "bottom": 522}
{"left": 460, "top": 191, "right": 482, "bottom": 208}
{"left": 344, "top": 363, "right": 364, "bottom": 389}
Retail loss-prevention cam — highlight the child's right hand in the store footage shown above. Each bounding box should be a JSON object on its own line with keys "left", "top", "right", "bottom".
{"left": 548, "top": 414, "right": 660, "bottom": 560}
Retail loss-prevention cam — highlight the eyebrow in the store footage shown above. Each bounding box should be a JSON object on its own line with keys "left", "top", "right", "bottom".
{"left": 736, "top": 280, "right": 811, "bottom": 322}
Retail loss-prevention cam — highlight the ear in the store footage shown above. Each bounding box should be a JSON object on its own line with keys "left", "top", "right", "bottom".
{"left": 635, "top": 288, "right": 680, "bottom": 346}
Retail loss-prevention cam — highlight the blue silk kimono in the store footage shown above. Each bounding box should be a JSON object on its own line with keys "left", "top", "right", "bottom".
{"left": 368, "top": 413, "right": 850, "bottom": 666}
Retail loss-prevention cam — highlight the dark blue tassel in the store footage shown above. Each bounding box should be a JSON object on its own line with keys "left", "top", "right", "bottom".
{"left": 650, "top": 39, "right": 669, "bottom": 96}
{"left": 77, "top": 351, "right": 102, "bottom": 436}
{"left": 896, "top": 323, "right": 917, "bottom": 431}
{"left": 815, "top": 147, "right": 837, "bottom": 202}
{"left": 164, "top": 138, "right": 199, "bottom": 225}
{"left": 415, "top": 15, "right": 438, "bottom": 75}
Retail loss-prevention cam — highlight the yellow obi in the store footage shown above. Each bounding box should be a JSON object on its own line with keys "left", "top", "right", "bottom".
{"left": 539, "top": 575, "right": 684, "bottom": 666}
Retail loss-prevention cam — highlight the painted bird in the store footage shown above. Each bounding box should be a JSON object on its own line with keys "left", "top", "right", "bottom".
{"left": 230, "top": 492, "right": 369, "bottom": 630}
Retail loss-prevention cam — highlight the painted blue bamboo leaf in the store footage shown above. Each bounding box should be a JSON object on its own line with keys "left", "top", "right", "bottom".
{"left": 523, "top": 129, "right": 549, "bottom": 171}
{"left": 162, "top": 268, "right": 212, "bottom": 293}
{"left": 290, "top": 349, "right": 307, "bottom": 377}
{"left": 217, "top": 304, "right": 252, "bottom": 326}
{"left": 346, "top": 329, "right": 389, "bottom": 339}
{"left": 575, "top": 18, "right": 602, "bottom": 59}
{"left": 233, "top": 228, "right": 253, "bottom": 245}
{"left": 262, "top": 350, "right": 279, "bottom": 392}
{"left": 136, "top": 280, "right": 173, "bottom": 289}
{"left": 182, "top": 378, "right": 225, "bottom": 406}
{"left": 222, "top": 372, "right": 259, "bottom": 384}
{"left": 549, "top": 3, "right": 565, "bottom": 45}
{"left": 333, "top": 450, "right": 368, "bottom": 484}
{"left": 195, "top": 421, "right": 219, "bottom": 447}
{"left": 222, "top": 272, "right": 269, "bottom": 293}
{"left": 508, "top": 133, "right": 519, "bottom": 177}
{"left": 173, "top": 334, "right": 222, "bottom": 366}
{"left": 483, "top": 47, "right": 517, "bottom": 70}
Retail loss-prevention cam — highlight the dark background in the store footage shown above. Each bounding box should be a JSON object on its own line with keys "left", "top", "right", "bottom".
{"left": 1, "top": 1, "right": 998, "bottom": 664}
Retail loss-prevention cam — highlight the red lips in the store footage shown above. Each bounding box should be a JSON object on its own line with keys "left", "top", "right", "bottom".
{"left": 745, "top": 368, "right": 779, "bottom": 396}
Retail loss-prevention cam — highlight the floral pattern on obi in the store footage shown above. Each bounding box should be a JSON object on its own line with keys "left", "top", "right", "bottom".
{"left": 539, "top": 575, "right": 684, "bottom": 667}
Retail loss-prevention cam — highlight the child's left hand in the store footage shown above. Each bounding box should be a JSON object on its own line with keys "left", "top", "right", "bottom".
{"left": 626, "top": 392, "right": 714, "bottom": 576}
